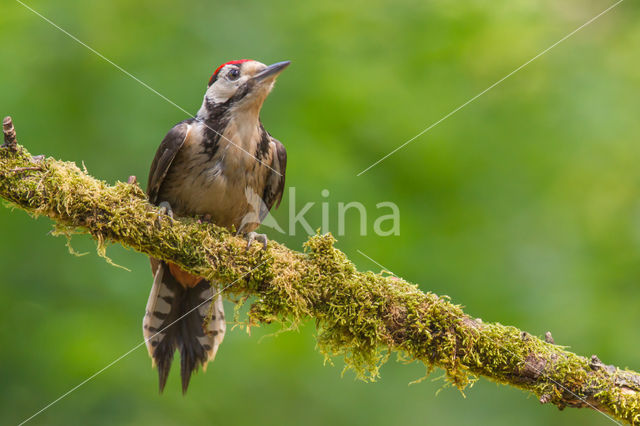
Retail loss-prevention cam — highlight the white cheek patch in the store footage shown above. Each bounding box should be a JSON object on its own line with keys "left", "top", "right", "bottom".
{"left": 207, "top": 82, "right": 237, "bottom": 104}
{"left": 207, "top": 75, "right": 252, "bottom": 104}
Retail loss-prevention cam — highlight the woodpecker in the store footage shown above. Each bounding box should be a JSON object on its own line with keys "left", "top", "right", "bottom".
{"left": 143, "top": 59, "right": 289, "bottom": 393}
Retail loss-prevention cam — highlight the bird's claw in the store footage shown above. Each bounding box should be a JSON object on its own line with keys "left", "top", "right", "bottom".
{"left": 156, "top": 201, "right": 175, "bottom": 225}
{"left": 245, "top": 232, "right": 268, "bottom": 250}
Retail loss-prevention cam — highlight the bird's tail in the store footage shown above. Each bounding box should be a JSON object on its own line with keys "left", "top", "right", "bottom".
{"left": 143, "top": 261, "right": 226, "bottom": 393}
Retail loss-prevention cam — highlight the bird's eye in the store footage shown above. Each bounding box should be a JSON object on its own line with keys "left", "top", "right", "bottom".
{"left": 227, "top": 68, "right": 240, "bottom": 81}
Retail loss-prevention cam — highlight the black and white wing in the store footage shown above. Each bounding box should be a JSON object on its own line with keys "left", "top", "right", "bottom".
{"left": 261, "top": 135, "right": 287, "bottom": 217}
{"left": 147, "top": 119, "right": 194, "bottom": 205}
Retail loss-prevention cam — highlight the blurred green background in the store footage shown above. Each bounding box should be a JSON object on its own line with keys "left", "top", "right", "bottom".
{"left": 1, "top": 0, "right": 639, "bottom": 424}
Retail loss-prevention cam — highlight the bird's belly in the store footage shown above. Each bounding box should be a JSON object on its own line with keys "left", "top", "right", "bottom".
{"left": 193, "top": 175, "right": 251, "bottom": 229}
{"left": 161, "top": 161, "right": 256, "bottom": 231}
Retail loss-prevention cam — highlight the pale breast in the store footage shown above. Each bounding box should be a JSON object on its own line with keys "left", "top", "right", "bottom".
{"left": 158, "top": 121, "right": 272, "bottom": 232}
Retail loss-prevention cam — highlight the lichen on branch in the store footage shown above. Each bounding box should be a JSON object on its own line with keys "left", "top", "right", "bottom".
{"left": 1, "top": 117, "right": 639, "bottom": 425}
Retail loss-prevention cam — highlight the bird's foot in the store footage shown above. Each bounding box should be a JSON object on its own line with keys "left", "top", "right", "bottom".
{"left": 244, "top": 231, "right": 268, "bottom": 250}
{"left": 156, "top": 201, "right": 174, "bottom": 225}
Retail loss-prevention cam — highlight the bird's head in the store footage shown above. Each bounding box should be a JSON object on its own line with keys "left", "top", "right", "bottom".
{"left": 199, "top": 59, "right": 290, "bottom": 118}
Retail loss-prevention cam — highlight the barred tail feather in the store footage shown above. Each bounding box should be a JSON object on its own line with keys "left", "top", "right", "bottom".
{"left": 143, "top": 261, "right": 226, "bottom": 393}
{"left": 197, "top": 283, "right": 226, "bottom": 369}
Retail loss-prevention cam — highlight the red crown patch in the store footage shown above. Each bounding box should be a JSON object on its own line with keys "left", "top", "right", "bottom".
{"left": 209, "top": 59, "right": 251, "bottom": 86}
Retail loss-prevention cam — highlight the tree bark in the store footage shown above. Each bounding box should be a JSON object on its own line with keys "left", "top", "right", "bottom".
{"left": 1, "top": 117, "right": 638, "bottom": 425}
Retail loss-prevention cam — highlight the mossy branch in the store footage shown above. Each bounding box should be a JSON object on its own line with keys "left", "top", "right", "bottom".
{"left": 1, "top": 117, "right": 638, "bottom": 425}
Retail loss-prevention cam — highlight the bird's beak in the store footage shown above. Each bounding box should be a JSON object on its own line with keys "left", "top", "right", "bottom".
{"left": 252, "top": 61, "right": 291, "bottom": 82}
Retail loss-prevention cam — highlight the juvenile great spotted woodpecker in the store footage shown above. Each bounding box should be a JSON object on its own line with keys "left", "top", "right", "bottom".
{"left": 143, "top": 59, "right": 289, "bottom": 393}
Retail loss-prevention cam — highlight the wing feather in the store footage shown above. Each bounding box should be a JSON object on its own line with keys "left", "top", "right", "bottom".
{"left": 147, "top": 119, "right": 194, "bottom": 204}
{"left": 261, "top": 136, "right": 287, "bottom": 215}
